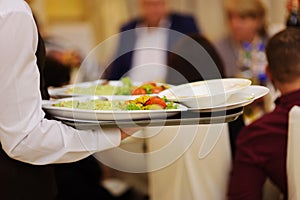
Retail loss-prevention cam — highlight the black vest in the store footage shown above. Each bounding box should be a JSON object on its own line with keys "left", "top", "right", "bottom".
{"left": 0, "top": 32, "right": 56, "bottom": 200}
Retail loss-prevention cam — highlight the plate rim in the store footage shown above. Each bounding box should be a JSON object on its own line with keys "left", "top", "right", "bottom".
{"left": 43, "top": 103, "right": 188, "bottom": 114}
{"left": 185, "top": 85, "right": 269, "bottom": 111}
{"left": 159, "top": 78, "right": 252, "bottom": 101}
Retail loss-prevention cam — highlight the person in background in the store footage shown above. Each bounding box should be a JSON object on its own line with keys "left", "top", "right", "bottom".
{"left": 0, "top": 1, "right": 135, "bottom": 199}
{"left": 227, "top": 28, "right": 300, "bottom": 200}
{"left": 215, "top": 0, "right": 275, "bottom": 125}
{"left": 286, "top": 0, "right": 300, "bottom": 27}
{"left": 215, "top": 0, "right": 268, "bottom": 79}
{"left": 28, "top": 1, "right": 81, "bottom": 88}
{"left": 43, "top": 37, "right": 82, "bottom": 87}
{"left": 106, "top": 0, "right": 200, "bottom": 82}
{"left": 101, "top": 1, "right": 200, "bottom": 198}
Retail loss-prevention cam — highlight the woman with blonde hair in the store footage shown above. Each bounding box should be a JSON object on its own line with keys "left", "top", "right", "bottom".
{"left": 215, "top": 0, "right": 268, "bottom": 78}
{"left": 215, "top": 0, "right": 273, "bottom": 125}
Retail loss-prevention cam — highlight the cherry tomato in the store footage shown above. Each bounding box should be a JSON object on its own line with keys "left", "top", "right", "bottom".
{"left": 143, "top": 82, "right": 156, "bottom": 87}
{"left": 131, "top": 87, "right": 147, "bottom": 95}
{"left": 151, "top": 86, "right": 164, "bottom": 94}
{"left": 145, "top": 96, "right": 167, "bottom": 109}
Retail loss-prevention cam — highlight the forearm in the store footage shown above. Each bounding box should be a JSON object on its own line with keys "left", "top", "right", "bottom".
{"left": 1, "top": 118, "right": 121, "bottom": 165}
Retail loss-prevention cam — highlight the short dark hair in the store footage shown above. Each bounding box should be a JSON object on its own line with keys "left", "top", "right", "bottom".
{"left": 166, "top": 34, "right": 225, "bottom": 85}
{"left": 266, "top": 28, "right": 300, "bottom": 83}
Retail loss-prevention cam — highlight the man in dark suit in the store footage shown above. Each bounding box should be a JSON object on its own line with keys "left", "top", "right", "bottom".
{"left": 106, "top": 0, "right": 200, "bottom": 80}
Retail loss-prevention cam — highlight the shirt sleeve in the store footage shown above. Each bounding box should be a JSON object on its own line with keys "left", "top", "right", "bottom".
{"left": 0, "top": 10, "right": 121, "bottom": 165}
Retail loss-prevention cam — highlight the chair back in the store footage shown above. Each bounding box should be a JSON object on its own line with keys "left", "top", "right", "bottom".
{"left": 287, "top": 106, "right": 300, "bottom": 200}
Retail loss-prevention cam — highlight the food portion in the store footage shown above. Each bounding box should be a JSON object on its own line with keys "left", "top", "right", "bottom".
{"left": 65, "top": 77, "right": 169, "bottom": 96}
{"left": 126, "top": 96, "right": 177, "bottom": 110}
{"left": 131, "top": 82, "right": 168, "bottom": 95}
{"left": 53, "top": 96, "right": 178, "bottom": 111}
{"left": 65, "top": 77, "right": 133, "bottom": 96}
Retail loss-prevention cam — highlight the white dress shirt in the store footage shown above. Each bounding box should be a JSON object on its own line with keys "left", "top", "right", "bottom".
{"left": 0, "top": 0, "right": 121, "bottom": 165}
{"left": 129, "top": 22, "right": 170, "bottom": 83}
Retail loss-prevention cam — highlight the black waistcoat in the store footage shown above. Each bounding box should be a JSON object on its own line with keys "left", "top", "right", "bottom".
{"left": 0, "top": 32, "right": 56, "bottom": 200}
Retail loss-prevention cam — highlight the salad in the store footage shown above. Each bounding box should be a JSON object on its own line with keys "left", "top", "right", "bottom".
{"left": 65, "top": 77, "right": 169, "bottom": 96}
{"left": 53, "top": 96, "right": 178, "bottom": 111}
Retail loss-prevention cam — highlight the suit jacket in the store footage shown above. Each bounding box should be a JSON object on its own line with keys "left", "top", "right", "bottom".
{"left": 106, "top": 13, "right": 200, "bottom": 80}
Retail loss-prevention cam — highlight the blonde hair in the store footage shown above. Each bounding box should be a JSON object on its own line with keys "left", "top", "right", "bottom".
{"left": 224, "top": 0, "right": 267, "bottom": 36}
{"left": 225, "top": 0, "right": 266, "bottom": 18}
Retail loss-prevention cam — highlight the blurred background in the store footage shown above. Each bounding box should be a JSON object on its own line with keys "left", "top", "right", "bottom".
{"left": 28, "top": 0, "right": 287, "bottom": 83}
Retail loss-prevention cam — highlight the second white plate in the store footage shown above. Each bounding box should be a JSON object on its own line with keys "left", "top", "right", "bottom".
{"left": 187, "top": 85, "right": 270, "bottom": 112}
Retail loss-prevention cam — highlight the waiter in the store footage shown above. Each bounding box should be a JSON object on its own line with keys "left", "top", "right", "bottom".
{"left": 0, "top": 1, "right": 134, "bottom": 199}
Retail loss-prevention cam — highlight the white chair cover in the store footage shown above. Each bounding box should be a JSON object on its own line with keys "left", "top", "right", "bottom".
{"left": 287, "top": 106, "right": 300, "bottom": 200}
{"left": 146, "top": 124, "right": 232, "bottom": 200}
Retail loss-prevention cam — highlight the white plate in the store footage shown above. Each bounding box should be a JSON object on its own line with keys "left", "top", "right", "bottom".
{"left": 54, "top": 116, "right": 106, "bottom": 124}
{"left": 42, "top": 96, "right": 187, "bottom": 121}
{"left": 53, "top": 110, "right": 244, "bottom": 128}
{"left": 159, "top": 78, "right": 252, "bottom": 108}
{"left": 188, "top": 85, "right": 270, "bottom": 111}
{"left": 48, "top": 80, "right": 169, "bottom": 98}
{"left": 48, "top": 80, "right": 107, "bottom": 98}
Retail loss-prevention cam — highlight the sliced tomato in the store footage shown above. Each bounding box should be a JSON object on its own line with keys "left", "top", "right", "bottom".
{"left": 151, "top": 86, "right": 164, "bottom": 94}
{"left": 131, "top": 87, "right": 147, "bottom": 95}
{"left": 144, "top": 96, "right": 167, "bottom": 109}
{"left": 142, "top": 82, "right": 156, "bottom": 87}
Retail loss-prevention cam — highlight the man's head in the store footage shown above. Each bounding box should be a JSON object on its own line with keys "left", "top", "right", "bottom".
{"left": 266, "top": 28, "right": 300, "bottom": 93}
{"left": 139, "top": 0, "right": 170, "bottom": 27}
